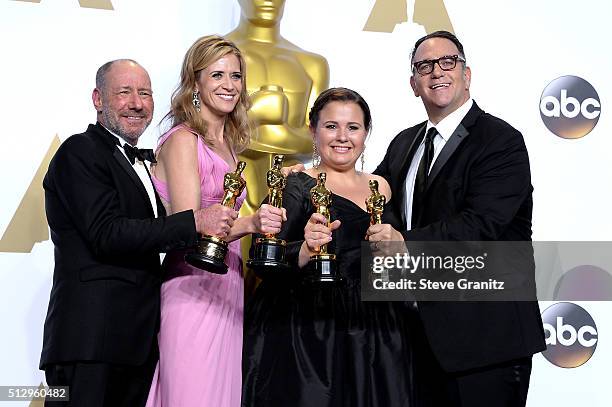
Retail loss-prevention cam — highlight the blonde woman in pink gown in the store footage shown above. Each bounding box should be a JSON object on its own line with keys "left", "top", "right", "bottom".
{"left": 146, "top": 35, "right": 285, "bottom": 407}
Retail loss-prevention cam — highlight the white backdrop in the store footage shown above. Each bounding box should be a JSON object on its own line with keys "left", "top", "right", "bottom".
{"left": 1, "top": 0, "right": 609, "bottom": 405}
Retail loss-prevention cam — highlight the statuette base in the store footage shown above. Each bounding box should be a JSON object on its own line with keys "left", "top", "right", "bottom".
{"left": 185, "top": 235, "right": 229, "bottom": 274}
{"left": 306, "top": 253, "right": 341, "bottom": 283}
{"left": 248, "top": 237, "right": 290, "bottom": 277}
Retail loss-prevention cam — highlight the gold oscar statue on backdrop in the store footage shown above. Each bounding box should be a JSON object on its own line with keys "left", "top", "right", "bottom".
{"left": 227, "top": 0, "right": 329, "bottom": 289}
{"left": 363, "top": 0, "right": 454, "bottom": 34}
{"left": 0, "top": 135, "right": 60, "bottom": 253}
{"left": 185, "top": 162, "right": 247, "bottom": 275}
{"left": 227, "top": 0, "right": 330, "bottom": 218}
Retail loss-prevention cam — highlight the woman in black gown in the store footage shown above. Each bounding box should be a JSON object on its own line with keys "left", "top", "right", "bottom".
{"left": 243, "top": 88, "right": 413, "bottom": 407}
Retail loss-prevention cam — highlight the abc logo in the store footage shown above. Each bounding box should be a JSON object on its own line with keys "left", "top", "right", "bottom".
{"left": 541, "top": 302, "right": 598, "bottom": 368}
{"left": 540, "top": 75, "right": 601, "bottom": 139}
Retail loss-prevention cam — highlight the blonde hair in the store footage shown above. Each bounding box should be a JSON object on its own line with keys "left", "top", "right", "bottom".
{"left": 166, "top": 35, "right": 251, "bottom": 152}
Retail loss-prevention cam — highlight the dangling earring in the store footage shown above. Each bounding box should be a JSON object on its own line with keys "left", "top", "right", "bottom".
{"left": 192, "top": 90, "right": 201, "bottom": 112}
{"left": 312, "top": 141, "right": 320, "bottom": 168}
{"left": 360, "top": 149, "right": 365, "bottom": 172}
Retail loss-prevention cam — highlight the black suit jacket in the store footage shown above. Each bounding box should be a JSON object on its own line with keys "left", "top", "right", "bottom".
{"left": 374, "top": 102, "right": 546, "bottom": 372}
{"left": 40, "top": 123, "right": 197, "bottom": 368}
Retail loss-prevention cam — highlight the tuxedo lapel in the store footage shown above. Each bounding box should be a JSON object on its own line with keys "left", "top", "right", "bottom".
{"left": 112, "top": 148, "right": 152, "bottom": 208}
{"left": 396, "top": 123, "right": 427, "bottom": 227}
{"left": 156, "top": 197, "right": 166, "bottom": 217}
{"left": 427, "top": 124, "right": 469, "bottom": 188}
{"left": 400, "top": 124, "right": 428, "bottom": 178}
{"left": 91, "top": 123, "right": 155, "bottom": 215}
{"left": 426, "top": 102, "right": 483, "bottom": 189}
{"left": 139, "top": 158, "right": 166, "bottom": 218}
{"left": 152, "top": 176, "right": 166, "bottom": 217}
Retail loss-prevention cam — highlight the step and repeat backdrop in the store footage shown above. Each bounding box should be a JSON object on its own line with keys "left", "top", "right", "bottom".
{"left": 1, "top": 0, "right": 609, "bottom": 405}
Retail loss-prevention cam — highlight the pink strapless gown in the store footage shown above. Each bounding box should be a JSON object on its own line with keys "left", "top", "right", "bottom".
{"left": 146, "top": 125, "right": 245, "bottom": 407}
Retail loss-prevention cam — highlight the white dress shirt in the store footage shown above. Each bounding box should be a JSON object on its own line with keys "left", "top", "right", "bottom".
{"left": 404, "top": 99, "right": 473, "bottom": 229}
{"left": 103, "top": 126, "right": 159, "bottom": 218}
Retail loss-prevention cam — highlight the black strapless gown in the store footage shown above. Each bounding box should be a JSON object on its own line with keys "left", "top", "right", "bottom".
{"left": 242, "top": 172, "right": 414, "bottom": 407}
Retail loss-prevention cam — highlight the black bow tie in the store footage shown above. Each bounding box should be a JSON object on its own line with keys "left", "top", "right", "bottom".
{"left": 123, "top": 144, "right": 157, "bottom": 165}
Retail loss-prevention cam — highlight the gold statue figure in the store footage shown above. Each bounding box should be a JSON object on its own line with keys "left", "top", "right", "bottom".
{"left": 266, "top": 154, "right": 286, "bottom": 212}
{"left": 366, "top": 179, "right": 386, "bottom": 225}
{"left": 307, "top": 172, "right": 339, "bottom": 283}
{"left": 310, "top": 172, "right": 333, "bottom": 255}
{"left": 247, "top": 155, "right": 289, "bottom": 275}
{"left": 221, "top": 161, "right": 247, "bottom": 208}
{"left": 227, "top": 0, "right": 330, "bottom": 217}
{"left": 185, "top": 161, "right": 247, "bottom": 274}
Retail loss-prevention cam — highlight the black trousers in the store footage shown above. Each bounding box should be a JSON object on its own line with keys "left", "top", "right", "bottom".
{"left": 412, "top": 319, "right": 533, "bottom": 407}
{"left": 43, "top": 347, "right": 157, "bottom": 407}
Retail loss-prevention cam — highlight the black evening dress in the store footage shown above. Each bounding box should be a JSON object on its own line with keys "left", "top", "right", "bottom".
{"left": 242, "top": 172, "right": 414, "bottom": 407}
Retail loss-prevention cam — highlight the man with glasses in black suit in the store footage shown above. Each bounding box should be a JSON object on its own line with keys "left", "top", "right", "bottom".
{"left": 367, "top": 31, "right": 546, "bottom": 407}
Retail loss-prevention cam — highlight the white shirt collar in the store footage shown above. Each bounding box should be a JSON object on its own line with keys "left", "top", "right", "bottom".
{"left": 425, "top": 98, "right": 473, "bottom": 141}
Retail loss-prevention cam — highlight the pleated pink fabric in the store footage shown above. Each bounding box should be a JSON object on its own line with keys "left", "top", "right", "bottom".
{"left": 146, "top": 124, "right": 245, "bottom": 407}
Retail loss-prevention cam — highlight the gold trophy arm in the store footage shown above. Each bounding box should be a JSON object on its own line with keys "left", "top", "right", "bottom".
{"left": 246, "top": 53, "right": 329, "bottom": 156}
{"left": 247, "top": 123, "right": 313, "bottom": 156}
{"left": 249, "top": 85, "right": 289, "bottom": 125}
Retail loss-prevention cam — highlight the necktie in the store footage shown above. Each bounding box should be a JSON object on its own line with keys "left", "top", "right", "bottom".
{"left": 411, "top": 127, "right": 437, "bottom": 226}
{"left": 123, "top": 144, "right": 157, "bottom": 165}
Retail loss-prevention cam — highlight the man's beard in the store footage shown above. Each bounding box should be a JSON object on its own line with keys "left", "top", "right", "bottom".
{"left": 101, "top": 107, "right": 151, "bottom": 145}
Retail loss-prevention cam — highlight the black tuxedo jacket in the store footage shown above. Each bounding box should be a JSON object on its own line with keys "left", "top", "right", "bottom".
{"left": 374, "top": 102, "right": 546, "bottom": 372}
{"left": 40, "top": 123, "right": 197, "bottom": 368}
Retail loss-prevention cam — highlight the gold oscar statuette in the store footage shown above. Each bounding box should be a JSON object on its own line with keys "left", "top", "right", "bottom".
{"left": 185, "top": 162, "right": 247, "bottom": 274}
{"left": 247, "top": 155, "right": 290, "bottom": 276}
{"left": 366, "top": 179, "right": 391, "bottom": 284}
{"left": 307, "top": 172, "right": 341, "bottom": 283}
{"left": 366, "top": 179, "right": 386, "bottom": 226}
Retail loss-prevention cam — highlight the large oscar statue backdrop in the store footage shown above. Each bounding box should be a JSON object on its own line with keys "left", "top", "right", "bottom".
{"left": 225, "top": 0, "right": 329, "bottom": 285}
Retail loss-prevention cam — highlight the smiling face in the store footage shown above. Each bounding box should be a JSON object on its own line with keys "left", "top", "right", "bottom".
{"left": 93, "top": 60, "right": 153, "bottom": 145}
{"left": 410, "top": 37, "right": 471, "bottom": 124}
{"left": 195, "top": 53, "right": 243, "bottom": 120}
{"left": 312, "top": 101, "right": 367, "bottom": 171}
{"left": 238, "top": 0, "right": 286, "bottom": 27}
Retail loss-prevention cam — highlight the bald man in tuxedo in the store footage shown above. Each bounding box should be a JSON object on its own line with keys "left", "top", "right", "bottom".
{"left": 41, "top": 59, "right": 237, "bottom": 407}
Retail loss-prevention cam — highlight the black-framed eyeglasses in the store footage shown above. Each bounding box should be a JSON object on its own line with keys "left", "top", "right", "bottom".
{"left": 412, "top": 55, "right": 466, "bottom": 76}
